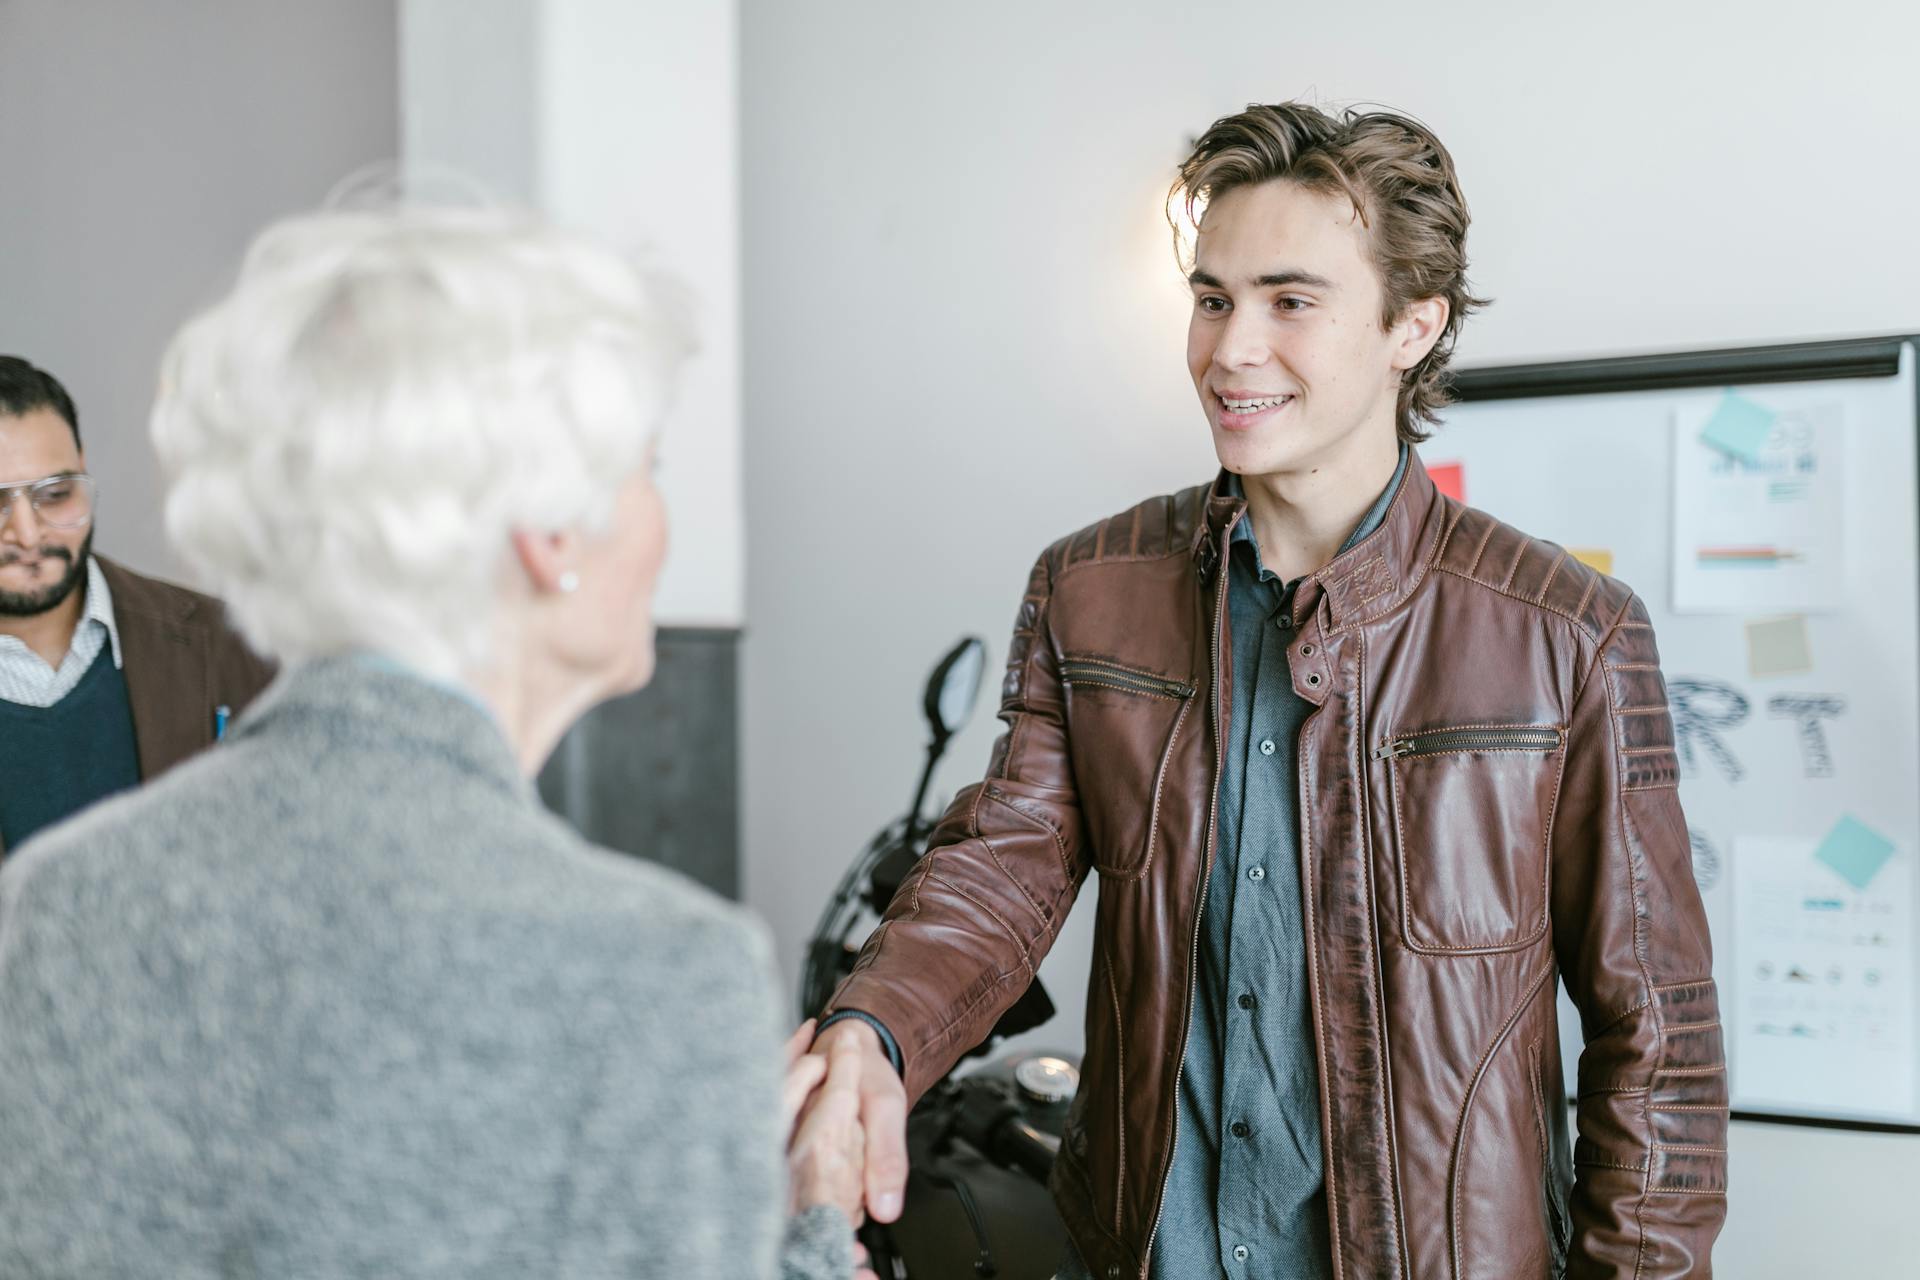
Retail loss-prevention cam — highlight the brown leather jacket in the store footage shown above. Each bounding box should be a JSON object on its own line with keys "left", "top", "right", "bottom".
{"left": 826, "top": 459, "right": 1728, "bottom": 1279}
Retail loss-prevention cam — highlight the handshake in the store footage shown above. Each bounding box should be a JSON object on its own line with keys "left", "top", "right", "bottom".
{"left": 781, "top": 1017, "right": 913, "bottom": 1280}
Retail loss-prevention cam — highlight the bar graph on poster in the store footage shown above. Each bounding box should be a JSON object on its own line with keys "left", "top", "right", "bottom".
{"left": 1432, "top": 338, "right": 1920, "bottom": 1129}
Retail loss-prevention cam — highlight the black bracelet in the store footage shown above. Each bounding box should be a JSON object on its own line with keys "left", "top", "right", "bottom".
{"left": 815, "top": 1010, "right": 904, "bottom": 1077}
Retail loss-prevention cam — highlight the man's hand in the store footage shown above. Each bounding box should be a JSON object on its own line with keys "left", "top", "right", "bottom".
{"left": 795, "top": 1018, "right": 910, "bottom": 1223}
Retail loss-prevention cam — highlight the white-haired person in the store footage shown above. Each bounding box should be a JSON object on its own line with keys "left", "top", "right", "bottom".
{"left": 0, "top": 203, "right": 868, "bottom": 1280}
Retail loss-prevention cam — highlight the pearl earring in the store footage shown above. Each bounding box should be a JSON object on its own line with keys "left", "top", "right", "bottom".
{"left": 557, "top": 571, "right": 580, "bottom": 594}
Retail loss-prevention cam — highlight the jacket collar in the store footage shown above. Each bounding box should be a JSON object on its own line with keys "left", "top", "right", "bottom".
{"left": 235, "top": 655, "right": 529, "bottom": 800}
{"left": 1191, "top": 447, "right": 1445, "bottom": 630}
{"left": 96, "top": 555, "right": 210, "bottom": 779}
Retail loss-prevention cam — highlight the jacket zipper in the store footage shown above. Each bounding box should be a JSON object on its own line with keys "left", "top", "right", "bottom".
{"left": 1142, "top": 522, "right": 1233, "bottom": 1274}
{"left": 1368, "top": 726, "right": 1561, "bottom": 762}
{"left": 1059, "top": 659, "right": 1196, "bottom": 701}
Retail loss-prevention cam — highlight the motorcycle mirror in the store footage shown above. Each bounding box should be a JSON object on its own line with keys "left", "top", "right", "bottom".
{"left": 923, "top": 636, "right": 987, "bottom": 746}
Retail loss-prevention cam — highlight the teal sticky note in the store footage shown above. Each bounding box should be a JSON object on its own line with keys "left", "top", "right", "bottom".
{"left": 1813, "top": 816, "right": 1897, "bottom": 892}
{"left": 1698, "top": 391, "right": 1777, "bottom": 464}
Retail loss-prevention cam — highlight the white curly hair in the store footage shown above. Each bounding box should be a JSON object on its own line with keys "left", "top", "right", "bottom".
{"left": 151, "top": 202, "right": 691, "bottom": 680}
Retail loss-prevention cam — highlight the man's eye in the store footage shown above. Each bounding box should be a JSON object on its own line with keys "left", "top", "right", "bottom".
{"left": 1197, "top": 296, "right": 1229, "bottom": 314}
{"left": 1277, "top": 296, "right": 1309, "bottom": 312}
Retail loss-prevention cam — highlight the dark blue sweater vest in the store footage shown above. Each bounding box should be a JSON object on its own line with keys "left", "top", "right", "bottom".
{"left": 0, "top": 644, "right": 142, "bottom": 852}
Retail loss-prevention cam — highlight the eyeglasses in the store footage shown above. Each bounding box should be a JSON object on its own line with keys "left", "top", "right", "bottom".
{"left": 0, "top": 474, "right": 97, "bottom": 531}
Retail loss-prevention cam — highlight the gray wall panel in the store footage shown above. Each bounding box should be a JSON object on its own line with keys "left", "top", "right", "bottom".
{"left": 538, "top": 628, "right": 740, "bottom": 899}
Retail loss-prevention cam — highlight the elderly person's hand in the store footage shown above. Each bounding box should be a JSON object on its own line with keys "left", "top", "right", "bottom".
{"left": 784, "top": 1021, "right": 879, "bottom": 1280}
{"left": 794, "top": 1018, "right": 910, "bottom": 1225}
{"left": 782, "top": 1020, "right": 830, "bottom": 1139}
{"left": 787, "top": 1027, "right": 870, "bottom": 1227}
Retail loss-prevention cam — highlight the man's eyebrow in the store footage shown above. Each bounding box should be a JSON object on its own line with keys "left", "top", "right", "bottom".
{"left": 1256, "top": 271, "right": 1334, "bottom": 290}
{"left": 1187, "top": 269, "right": 1336, "bottom": 290}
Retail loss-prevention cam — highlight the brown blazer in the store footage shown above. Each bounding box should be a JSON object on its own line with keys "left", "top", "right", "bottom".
{"left": 0, "top": 556, "right": 275, "bottom": 858}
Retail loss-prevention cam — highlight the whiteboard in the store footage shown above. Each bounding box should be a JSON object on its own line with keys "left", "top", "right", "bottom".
{"left": 1430, "top": 339, "right": 1920, "bottom": 1130}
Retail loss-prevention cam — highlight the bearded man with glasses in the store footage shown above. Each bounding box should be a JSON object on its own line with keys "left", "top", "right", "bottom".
{"left": 0, "top": 356, "right": 272, "bottom": 856}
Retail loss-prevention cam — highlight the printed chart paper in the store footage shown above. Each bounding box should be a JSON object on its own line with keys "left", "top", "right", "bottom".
{"left": 1672, "top": 395, "right": 1845, "bottom": 613}
{"left": 1732, "top": 831, "right": 1915, "bottom": 1119}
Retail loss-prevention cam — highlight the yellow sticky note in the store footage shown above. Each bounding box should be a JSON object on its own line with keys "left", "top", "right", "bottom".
{"left": 1569, "top": 548, "right": 1613, "bottom": 576}
{"left": 1747, "top": 615, "right": 1813, "bottom": 679}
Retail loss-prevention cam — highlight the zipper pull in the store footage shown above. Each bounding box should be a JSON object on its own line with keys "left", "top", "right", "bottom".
{"left": 1370, "top": 738, "right": 1414, "bottom": 761}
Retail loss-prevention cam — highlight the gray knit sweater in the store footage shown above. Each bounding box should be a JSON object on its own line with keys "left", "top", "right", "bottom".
{"left": 0, "top": 658, "right": 849, "bottom": 1280}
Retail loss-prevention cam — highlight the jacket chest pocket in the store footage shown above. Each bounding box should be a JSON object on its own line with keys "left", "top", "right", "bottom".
{"left": 1059, "top": 656, "right": 1196, "bottom": 879}
{"left": 1373, "top": 724, "right": 1565, "bottom": 954}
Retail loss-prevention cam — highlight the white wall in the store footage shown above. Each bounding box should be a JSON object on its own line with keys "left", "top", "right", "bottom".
{"left": 738, "top": 2, "right": 1920, "bottom": 1275}
{"left": 0, "top": 0, "right": 398, "bottom": 585}
{"left": 401, "top": 0, "right": 744, "bottom": 627}
{"left": 399, "top": 0, "right": 540, "bottom": 204}
{"left": 542, "top": 0, "right": 742, "bottom": 628}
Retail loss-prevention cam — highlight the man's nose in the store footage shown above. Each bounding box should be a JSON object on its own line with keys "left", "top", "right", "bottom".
{"left": 0, "top": 491, "right": 42, "bottom": 546}
{"left": 1212, "top": 309, "right": 1272, "bottom": 371}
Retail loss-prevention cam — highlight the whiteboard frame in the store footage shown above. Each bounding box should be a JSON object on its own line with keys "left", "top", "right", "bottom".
{"left": 1452, "top": 335, "right": 1920, "bottom": 1136}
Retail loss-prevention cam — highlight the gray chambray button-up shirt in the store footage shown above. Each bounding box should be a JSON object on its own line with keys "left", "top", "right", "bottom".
{"left": 1143, "top": 445, "right": 1408, "bottom": 1280}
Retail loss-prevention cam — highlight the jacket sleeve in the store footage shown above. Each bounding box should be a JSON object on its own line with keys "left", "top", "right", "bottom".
{"left": 1550, "top": 590, "right": 1728, "bottom": 1277}
{"left": 780, "top": 1206, "right": 856, "bottom": 1280}
{"left": 823, "top": 552, "right": 1090, "bottom": 1106}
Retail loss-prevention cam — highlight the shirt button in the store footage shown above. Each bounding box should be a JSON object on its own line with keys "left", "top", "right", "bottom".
{"left": 1259, "top": 738, "right": 1276, "bottom": 756}
{"left": 1248, "top": 865, "right": 1265, "bottom": 882}
{"left": 1231, "top": 1120, "right": 1251, "bottom": 1138}
{"left": 1233, "top": 1245, "right": 1251, "bottom": 1261}
{"left": 1276, "top": 612, "right": 1293, "bottom": 629}
{"left": 1238, "top": 992, "right": 1257, "bottom": 1010}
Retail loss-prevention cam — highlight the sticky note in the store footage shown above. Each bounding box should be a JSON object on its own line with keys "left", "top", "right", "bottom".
{"left": 1813, "top": 816, "right": 1897, "bottom": 892}
{"left": 1746, "top": 615, "right": 1813, "bottom": 678}
{"left": 1698, "top": 391, "right": 1777, "bottom": 464}
{"left": 1569, "top": 548, "right": 1613, "bottom": 576}
{"left": 1427, "top": 461, "right": 1465, "bottom": 502}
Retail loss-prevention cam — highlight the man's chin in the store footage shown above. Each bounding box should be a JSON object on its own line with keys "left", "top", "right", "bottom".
{"left": 1211, "top": 430, "right": 1307, "bottom": 481}
{"left": 0, "top": 557, "right": 83, "bottom": 618}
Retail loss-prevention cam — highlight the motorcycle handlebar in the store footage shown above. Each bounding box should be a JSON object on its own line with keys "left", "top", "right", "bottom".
{"left": 948, "top": 1077, "right": 1060, "bottom": 1184}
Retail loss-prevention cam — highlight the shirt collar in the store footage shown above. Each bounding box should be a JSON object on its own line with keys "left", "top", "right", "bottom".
{"left": 84, "top": 556, "right": 124, "bottom": 670}
{"left": 1225, "top": 442, "right": 1411, "bottom": 565}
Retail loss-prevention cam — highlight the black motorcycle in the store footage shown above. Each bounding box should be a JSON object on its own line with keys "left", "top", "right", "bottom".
{"left": 802, "top": 638, "right": 1081, "bottom": 1280}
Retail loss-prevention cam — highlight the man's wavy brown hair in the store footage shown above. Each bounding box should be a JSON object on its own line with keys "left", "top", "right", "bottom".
{"left": 1173, "top": 102, "right": 1490, "bottom": 443}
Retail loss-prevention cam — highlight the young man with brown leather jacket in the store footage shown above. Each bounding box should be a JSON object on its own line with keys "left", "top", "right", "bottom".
{"left": 803, "top": 102, "right": 1728, "bottom": 1279}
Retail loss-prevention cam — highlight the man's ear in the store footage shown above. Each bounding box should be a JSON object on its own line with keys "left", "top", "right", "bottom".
{"left": 1390, "top": 296, "right": 1450, "bottom": 372}
{"left": 508, "top": 527, "right": 579, "bottom": 596}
